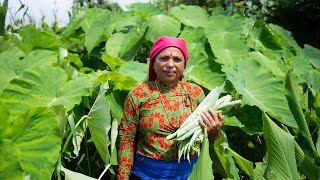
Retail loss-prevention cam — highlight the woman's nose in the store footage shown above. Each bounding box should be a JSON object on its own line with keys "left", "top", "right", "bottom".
{"left": 166, "top": 59, "right": 174, "bottom": 67}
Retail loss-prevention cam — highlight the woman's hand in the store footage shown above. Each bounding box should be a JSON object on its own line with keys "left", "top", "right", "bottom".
{"left": 198, "top": 108, "right": 224, "bottom": 140}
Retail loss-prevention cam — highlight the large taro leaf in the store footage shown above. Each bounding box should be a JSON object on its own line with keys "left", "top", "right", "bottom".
{"left": 120, "top": 25, "right": 147, "bottom": 61}
{"left": 302, "top": 69, "right": 320, "bottom": 96}
{"left": 87, "top": 84, "right": 112, "bottom": 164}
{"left": 0, "top": 106, "right": 61, "bottom": 179}
{"left": 107, "top": 11, "right": 142, "bottom": 33}
{"left": 210, "top": 132, "right": 239, "bottom": 178}
{"left": 187, "top": 57, "right": 225, "bottom": 90}
{"left": 302, "top": 44, "right": 320, "bottom": 68}
{"left": 180, "top": 27, "right": 207, "bottom": 68}
{"left": 220, "top": 143, "right": 254, "bottom": 179}
{"left": 145, "top": 14, "right": 181, "bottom": 42}
{"left": 223, "top": 58, "right": 298, "bottom": 128}
{"left": 118, "top": 61, "right": 148, "bottom": 84}
{"left": 206, "top": 15, "right": 248, "bottom": 67}
{"left": 249, "top": 51, "right": 287, "bottom": 79}
{"left": 19, "top": 26, "right": 60, "bottom": 53}
{"left": 262, "top": 112, "right": 299, "bottom": 180}
{"left": 105, "top": 33, "right": 126, "bottom": 58}
{"left": 188, "top": 130, "right": 214, "bottom": 180}
{"left": 170, "top": 5, "right": 208, "bottom": 28}
{"left": 129, "top": 3, "right": 162, "bottom": 18}
{"left": 0, "top": 49, "right": 58, "bottom": 93}
{"left": 285, "top": 71, "right": 317, "bottom": 157}
{"left": 0, "top": 66, "right": 93, "bottom": 118}
{"left": 82, "top": 8, "right": 111, "bottom": 53}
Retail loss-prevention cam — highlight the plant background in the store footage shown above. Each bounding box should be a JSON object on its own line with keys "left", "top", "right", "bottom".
{"left": 0, "top": 0, "right": 320, "bottom": 179}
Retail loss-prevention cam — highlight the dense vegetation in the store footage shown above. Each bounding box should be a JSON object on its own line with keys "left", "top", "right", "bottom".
{"left": 0, "top": 1, "right": 320, "bottom": 180}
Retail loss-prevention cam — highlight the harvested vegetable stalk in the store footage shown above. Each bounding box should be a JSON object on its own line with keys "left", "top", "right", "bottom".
{"left": 166, "top": 83, "right": 241, "bottom": 162}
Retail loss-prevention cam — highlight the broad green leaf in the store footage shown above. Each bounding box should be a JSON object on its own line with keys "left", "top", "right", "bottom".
{"left": 96, "top": 71, "right": 138, "bottom": 91}
{"left": 221, "top": 143, "right": 254, "bottom": 179}
{"left": 285, "top": 71, "right": 317, "bottom": 157}
{"left": 223, "top": 58, "right": 298, "bottom": 128}
{"left": 105, "top": 33, "right": 126, "bottom": 58}
{"left": 288, "top": 55, "right": 314, "bottom": 79}
{"left": 302, "top": 69, "right": 320, "bottom": 96}
{"left": 106, "top": 92, "right": 124, "bottom": 122}
{"left": 210, "top": 132, "right": 239, "bottom": 178}
{"left": 223, "top": 115, "right": 244, "bottom": 128}
{"left": 249, "top": 51, "right": 287, "bottom": 79}
{"left": 187, "top": 58, "right": 226, "bottom": 90}
{"left": 299, "top": 154, "right": 320, "bottom": 180}
{"left": 188, "top": 130, "right": 214, "bottom": 180}
{"left": 180, "top": 27, "right": 207, "bottom": 68}
{"left": 120, "top": 25, "right": 147, "bottom": 61}
{"left": 82, "top": 8, "right": 111, "bottom": 53}
{"left": 0, "top": 107, "right": 61, "bottom": 179}
{"left": 170, "top": 5, "right": 208, "bottom": 28}
{"left": 145, "top": 14, "right": 181, "bottom": 42}
{"left": 0, "top": 139, "right": 24, "bottom": 179}
{"left": 118, "top": 61, "right": 148, "bottom": 84}
{"left": 129, "top": 3, "right": 162, "bottom": 17}
{"left": 269, "top": 24, "right": 302, "bottom": 55}
{"left": 0, "top": 50, "right": 58, "bottom": 93}
{"left": 87, "top": 84, "right": 112, "bottom": 164}
{"left": 19, "top": 26, "right": 60, "bottom": 53}
{"left": 0, "top": 66, "right": 92, "bottom": 118}
{"left": 110, "top": 11, "right": 143, "bottom": 33}
{"left": 262, "top": 112, "right": 299, "bottom": 180}
{"left": 248, "top": 21, "right": 282, "bottom": 52}
{"left": 302, "top": 44, "right": 320, "bottom": 68}
{"left": 101, "top": 53, "right": 126, "bottom": 71}
{"left": 206, "top": 15, "right": 248, "bottom": 66}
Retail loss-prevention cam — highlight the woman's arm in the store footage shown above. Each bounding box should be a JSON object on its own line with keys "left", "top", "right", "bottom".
{"left": 117, "top": 92, "right": 139, "bottom": 180}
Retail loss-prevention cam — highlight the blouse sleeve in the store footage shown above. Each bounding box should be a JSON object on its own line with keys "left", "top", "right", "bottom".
{"left": 117, "top": 90, "right": 140, "bottom": 180}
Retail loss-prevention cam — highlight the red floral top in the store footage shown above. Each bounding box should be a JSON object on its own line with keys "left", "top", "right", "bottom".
{"left": 117, "top": 79, "right": 205, "bottom": 179}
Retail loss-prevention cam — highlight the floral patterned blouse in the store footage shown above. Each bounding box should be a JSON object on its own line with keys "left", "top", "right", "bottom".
{"left": 117, "top": 79, "right": 205, "bottom": 179}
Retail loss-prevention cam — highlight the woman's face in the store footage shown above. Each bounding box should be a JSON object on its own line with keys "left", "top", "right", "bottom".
{"left": 153, "top": 47, "right": 185, "bottom": 86}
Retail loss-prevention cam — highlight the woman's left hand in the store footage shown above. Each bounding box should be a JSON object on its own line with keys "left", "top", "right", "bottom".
{"left": 198, "top": 108, "right": 224, "bottom": 140}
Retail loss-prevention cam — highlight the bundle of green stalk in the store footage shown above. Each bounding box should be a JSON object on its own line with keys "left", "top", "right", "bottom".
{"left": 166, "top": 84, "right": 241, "bottom": 162}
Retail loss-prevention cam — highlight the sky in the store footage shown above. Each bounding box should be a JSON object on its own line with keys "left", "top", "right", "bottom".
{"left": 1, "top": 0, "right": 151, "bottom": 27}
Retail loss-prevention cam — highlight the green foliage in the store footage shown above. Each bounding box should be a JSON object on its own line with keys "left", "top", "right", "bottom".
{"left": 0, "top": 3, "right": 319, "bottom": 180}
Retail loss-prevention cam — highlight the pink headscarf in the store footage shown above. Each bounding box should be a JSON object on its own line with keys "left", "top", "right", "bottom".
{"left": 148, "top": 36, "right": 189, "bottom": 81}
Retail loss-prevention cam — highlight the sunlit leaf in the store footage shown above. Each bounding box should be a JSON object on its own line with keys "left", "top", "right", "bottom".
{"left": 223, "top": 58, "right": 298, "bottom": 128}
{"left": 285, "top": 71, "right": 317, "bottom": 156}
{"left": 0, "top": 50, "right": 58, "bottom": 93}
{"left": 82, "top": 8, "right": 111, "bottom": 53}
{"left": 0, "top": 107, "right": 61, "bottom": 179}
{"left": 206, "top": 15, "right": 248, "bottom": 66}
{"left": 262, "top": 112, "right": 299, "bottom": 180}
{"left": 87, "top": 84, "right": 112, "bottom": 164}
{"left": 170, "top": 5, "right": 208, "bottom": 28}
{"left": 118, "top": 61, "right": 148, "bottom": 84}
{"left": 0, "top": 66, "right": 93, "bottom": 118}
{"left": 145, "top": 14, "right": 181, "bottom": 42}
{"left": 129, "top": 3, "right": 162, "bottom": 17}
{"left": 19, "top": 26, "right": 60, "bottom": 53}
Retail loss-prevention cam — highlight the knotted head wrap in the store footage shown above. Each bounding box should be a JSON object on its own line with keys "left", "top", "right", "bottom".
{"left": 148, "top": 36, "right": 189, "bottom": 81}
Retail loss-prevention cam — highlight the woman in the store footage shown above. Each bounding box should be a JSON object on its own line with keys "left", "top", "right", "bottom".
{"left": 117, "top": 36, "right": 224, "bottom": 180}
